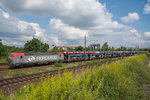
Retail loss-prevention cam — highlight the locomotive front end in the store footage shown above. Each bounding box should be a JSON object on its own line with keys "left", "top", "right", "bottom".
{"left": 8, "top": 53, "right": 14, "bottom": 68}
{"left": 8, "top": 53, "right": 24, "bottom": 68}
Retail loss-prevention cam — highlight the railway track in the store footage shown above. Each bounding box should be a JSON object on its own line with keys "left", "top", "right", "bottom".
{"left": 0, "top": 63, "right": 7, "bottom": 66}
{"left": 0, "top": 58, "right": 123, "bottom": 95}
{"left": 0, "top": 64, "right": 54, "bottom": 75}
{"left": 0, "top": 63, "right": 9, "bottom": 73}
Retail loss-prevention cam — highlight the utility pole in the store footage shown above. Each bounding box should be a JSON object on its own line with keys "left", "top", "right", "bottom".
{"left": 84, "top": 35, "right": 86, "bottom": 49}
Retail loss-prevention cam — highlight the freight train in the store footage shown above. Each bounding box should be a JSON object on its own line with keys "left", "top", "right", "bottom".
{"left": 8, "top": 51, "right": 144, "bottom": 68}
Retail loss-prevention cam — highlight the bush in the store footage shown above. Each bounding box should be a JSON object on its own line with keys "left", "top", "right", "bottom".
{"left": 146, "top": 53, "right": 150, "bottom": 57}
{"left": 3, "top": 54, "right": 150, "bottom": 100}
{"left": 0, "top": 90, "right": 5, "bottom": 100}
{"left": 53, "top": 62, "right": 63, "bottom": 68}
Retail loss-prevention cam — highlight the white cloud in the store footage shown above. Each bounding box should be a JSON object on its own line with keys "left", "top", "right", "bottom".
{"left": 48, "top": 35, "right": 62, "bottom": 46}
{"left": 0, "top": 0, "right": 124, "bottom": 30}
{"left": 144, "top": 32, "right": 150, "bottom": 41}
{"left": 17, "top": 21, "right": 46, "bottom": 39}
{"left": 0, "top": 0, "right": 149, "bottom": 47}
{"left": 50, "top": 18, "right": 88, "bottom": 39}
{"left": 49, "top": 18, "right": 146, "bottom": 47}
{"left": 13, "top": 41, "right": 21, "bottom": 45}
{"left": 49, "top": 18, "right": 89, "bottom": 46}
{"left": 144, "top": 4, "right": 150, "bottom": 14}
{"left": 121, "top": 12, "right": 139, "bottom": 23}
{"left": 1, "top": 10, "right": 9, "bottom": 19}
{"left": 144, "top": 0, "right": 150, "bottom": 14}
{"left": 144, "top": 32, "right": 150, "bottom": 37}
{"left": 0, "top": 9, "right": 46, "bottom": 46}
{"left": 89, "top": 27, "right": 143, "bottom": 47}
{"left": 30, "top": 23, "right": 45, "bottom": 39}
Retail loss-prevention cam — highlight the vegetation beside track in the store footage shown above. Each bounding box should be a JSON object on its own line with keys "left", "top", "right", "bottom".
{"left": 0, "top": 57, "right": 117, "bottom": 79}
{"left": 1, "top": 54, "right": 150, "bottom": 100}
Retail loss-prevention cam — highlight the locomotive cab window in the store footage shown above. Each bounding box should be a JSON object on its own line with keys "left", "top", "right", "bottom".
{"left": 9, "top": 54, "right": 13, "bottom": 59}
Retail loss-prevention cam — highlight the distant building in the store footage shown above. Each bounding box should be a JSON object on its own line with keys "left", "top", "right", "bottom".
{"left": 127, "top": 47, "right": 133, "bottom": 50}
{"left": 90, "top": 44, "right": 100, "bottom": 50}
{"left": 57, "top": 46, "right": 78, "bottom": 50}
{"left": 111, "top": 47, "right": 118, "bottom": 50}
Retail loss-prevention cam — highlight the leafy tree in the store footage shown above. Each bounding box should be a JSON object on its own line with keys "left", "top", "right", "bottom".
{"left": 0, "top": 39, "right": 2, "bottom": 46}
{"left": 24, "top": 38, "right": 49, "bottom": 52}
{"left": 0, "top": 39, "right": 6, "bottom": 57}
{"left": 120, "top": 45, "right": 127, "bottom": 51}
{"left": 0, "top": 39, "right": 24, "bottom": 56}
{"left": 67, "top": 48, "right": 74, "bottom": 51}
{"left": 75, "top": 46, "right": 83, "bottom": 51}
{"left": 84, "top": 46, "right": 90, "bottom": 51}
{"left": 49, "top": 46, "right": 58, "bottom": 52}
{"left": 49, "top": 46, "right": 65, "bottom": 52}
{"left": 101, "top": 42, "right": 109, "bottom": 51}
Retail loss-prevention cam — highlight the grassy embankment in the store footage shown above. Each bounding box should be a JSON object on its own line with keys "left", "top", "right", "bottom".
{"left": 1, "top": 54, "right": 150, "bottom": 100}
{"left": 0, "top": 56, "right": 7, "bottom": 63}
{"left": 0, "top": 57, "right": 116, "bottom": 79}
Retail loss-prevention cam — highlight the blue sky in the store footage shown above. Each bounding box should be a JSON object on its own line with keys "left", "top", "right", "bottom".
{"left": 0, "top": 0, "right": 150, "bottom": 48}
{"left": 99, "top": 0, "right": 150, "bottom": 34}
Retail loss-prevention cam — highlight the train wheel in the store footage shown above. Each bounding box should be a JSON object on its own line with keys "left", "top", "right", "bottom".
{"left": 19, "top": 65, "right": 24, "bottom": 68}
{"left": 10, "top": 65, "right": 15, "bottom": 69}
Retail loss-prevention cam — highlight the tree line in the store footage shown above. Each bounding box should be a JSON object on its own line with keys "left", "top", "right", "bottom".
{"left": 0, "top": 38, "right": 50, "bottom": 62}
{"left": 0, "top": 38, "right": 150, "bottom": 62}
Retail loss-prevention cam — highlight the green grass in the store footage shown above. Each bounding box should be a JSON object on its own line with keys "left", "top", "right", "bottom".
{"left": 1, "top": 54, "right": 149, "bottom": 100}
{"left": 0, "top": 56, "right": 7, "bottom": 63}
{"left": 53, "top": 62, "right": 63, "bottom": 68}
{"left": 0, "top": 67, "right": 54, "bottom": 79}
{"left": 7, "top": 71, "right": 27, "bottom": 77}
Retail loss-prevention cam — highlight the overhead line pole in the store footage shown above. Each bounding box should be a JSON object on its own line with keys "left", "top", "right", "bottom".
{"left": 84, "top": 35, "right": 86, "bottom": 49}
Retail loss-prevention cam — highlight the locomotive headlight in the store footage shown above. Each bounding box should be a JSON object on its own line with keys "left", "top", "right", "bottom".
{"left": 8, "top": 59, "right": 13, "bottom": 65}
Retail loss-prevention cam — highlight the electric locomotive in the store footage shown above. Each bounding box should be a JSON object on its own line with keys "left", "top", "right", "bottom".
{"left": 8, "top": 52, "right": 64, "bottom": 68}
